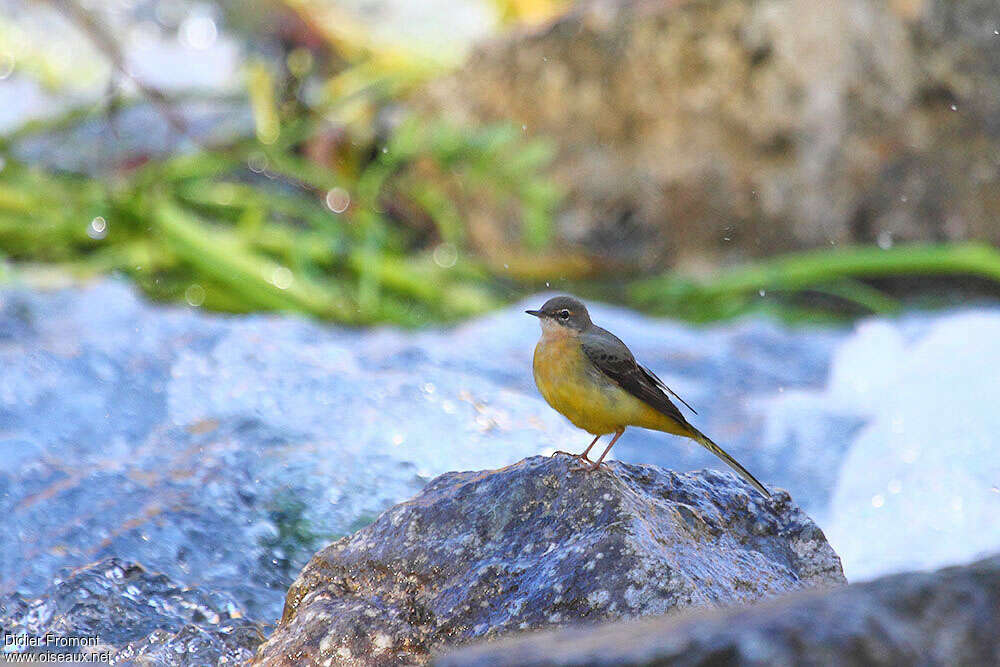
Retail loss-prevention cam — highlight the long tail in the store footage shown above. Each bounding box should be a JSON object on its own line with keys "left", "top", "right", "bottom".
{"left": 688, "top": 428, "right": 771, "bottom": 498}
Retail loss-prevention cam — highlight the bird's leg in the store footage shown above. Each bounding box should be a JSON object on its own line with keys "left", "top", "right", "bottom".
{"left": 550, "top": 434, "right": 601, "bottom": 462}
{"left": 589, "top": 428, "right": 625, "bottom": 471}
{"left": 578, "top": 434, "right": 602, "bottom": 462}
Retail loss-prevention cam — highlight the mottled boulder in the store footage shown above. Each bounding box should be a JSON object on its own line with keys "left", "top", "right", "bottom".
{"left": 254, "top": 455, "right": 843, "bottom": 665}
{"left": 437, "top": 553, "right": 1000, "bottom": 666}
{"left": 0, "top": 558, "right": 267, "bottom": 665}
{"left": 424, "top": 0, "right": 1000, "bottom": 267}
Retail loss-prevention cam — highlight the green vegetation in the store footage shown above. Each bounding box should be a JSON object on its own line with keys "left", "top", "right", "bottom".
{"left": 629, "top": 243, "right": 1000, "bottom": 323}
{"left": 0, "top": 115, "right": 559, "bottom": 326}
{"left": 0, "top": 0, "right": 564, "bottom": 326}
{"left": 260, "top": 492, "right": 331, "bottom": 580}
{"left": 5, "top": 113, "right": 1000, "bottom": 326}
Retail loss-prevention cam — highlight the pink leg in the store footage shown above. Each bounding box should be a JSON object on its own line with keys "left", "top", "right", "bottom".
{"left": 589, "top": 428, "right": 625, "bottom": 471}
{"left": 579, "top": 434, "right": 602, "bottom": 461}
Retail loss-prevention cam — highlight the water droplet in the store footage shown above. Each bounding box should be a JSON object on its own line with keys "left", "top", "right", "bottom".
{"left": 270, "top": 266, "right": 294, "bottom": 290}
{"left": 432, "top": 243, "right": 458, "bottom": 268}
{"left": 382, "top": 147, "right": 389, "bottom": 154}
{"left": 877, "top": 230, "right": 893, "bottom": 250}
{"left": 545, "top": 282, "right": 550, "bottom": 288}
{"left": 87, "top": 216, "right": 108, "bottom": 240}
{"left": 994, "top": 29, "right": 999, "bottom": 36}
{"left": 185, "top": 284, "right": 206, "bottom": 307}
{"left": 325, "top": 187, "right": 350, "bottom": 213}
{"left": 179, "top": 13, "right": 218, "bottom": 50}
{"left": 758, "top": 289, "right": 766, "bottom": 297}
{"left": 900, "top": 195, "right": 908, "bottom": 203}
{"left": 247, "top": 153, "right": 268, "bottom": 173}
{"left": 950, "top": 104, "right": 958, "bottom": 111}
{"left": 871, "top": 494, "right": 885, "bottom": 508}
{"left": 522, "top": 124, "right": 527, "bottom": 131}
{"left": 0, "top": 51, "right": 14, "bottom": 80}
{"left": 503, "top": 263, "right": 509, "bottom": 270}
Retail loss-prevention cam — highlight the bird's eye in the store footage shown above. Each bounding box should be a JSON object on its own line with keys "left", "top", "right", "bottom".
{"left": 559, "top": 309, "right": 571, "bottom": 320}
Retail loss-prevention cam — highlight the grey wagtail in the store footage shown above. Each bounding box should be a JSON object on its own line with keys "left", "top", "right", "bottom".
{"left": 527, "top": 295, "right": 770, "bottom": 498}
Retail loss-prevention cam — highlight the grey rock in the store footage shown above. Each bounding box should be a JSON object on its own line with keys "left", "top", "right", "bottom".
{"left": 423, "top": 0, "right": 1000, "bottom": 266}
{"left": 0, "top": 557, "right": 267, "bottom": 665}
{"left": 436, "top": 553, "right": 1000, "bottom": 667}
{"left": 254, "top": 455, "right": 844, "bottom": 666}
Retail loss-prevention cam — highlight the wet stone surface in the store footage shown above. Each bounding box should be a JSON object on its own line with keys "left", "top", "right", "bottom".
{"left": 437, "top": 553, "right": 1000, "bottom": 667}
{"left": 0, "top": 557, "right": 267, "bottom": 664}
{"left": 254, "top": 455, "right": 844, "bottom": 666}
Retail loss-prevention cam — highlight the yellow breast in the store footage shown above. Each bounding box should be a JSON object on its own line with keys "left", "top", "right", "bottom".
{"left": 533, "top": 330, "right": 674, "bottom": 435}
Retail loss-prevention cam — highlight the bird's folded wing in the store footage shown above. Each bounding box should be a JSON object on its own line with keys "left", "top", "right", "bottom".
{"left": 639, "top": 365, "right": 697, "bottom": 414}
{"left": 581, "top": 330, "right": 690, "bottom": 426}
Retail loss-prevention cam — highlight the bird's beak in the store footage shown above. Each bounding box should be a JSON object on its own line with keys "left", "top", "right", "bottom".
{"left": 525, "top": 310, "right": 542, "bottom": 317}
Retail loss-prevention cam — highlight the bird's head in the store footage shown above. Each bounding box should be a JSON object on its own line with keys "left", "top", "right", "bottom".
{"left": 526, "top": 296, "right": 592, "bottom": 333}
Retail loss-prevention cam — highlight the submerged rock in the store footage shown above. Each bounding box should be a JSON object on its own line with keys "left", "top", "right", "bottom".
{"left": 0, "top": 557, "right": 267, "bottom": 665}
{"left": 437, "top": 553, "right": 1000, "bottom": 666}
{"left": 254, "top": 455, "right": 843, "bottom": 666}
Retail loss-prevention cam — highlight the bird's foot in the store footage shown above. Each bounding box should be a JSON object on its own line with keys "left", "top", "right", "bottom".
{"left": 550, "top": 450, "right": 595, "bottom": 463}
{"left": 568, "top": 458, "right": 603, "bottom": 472}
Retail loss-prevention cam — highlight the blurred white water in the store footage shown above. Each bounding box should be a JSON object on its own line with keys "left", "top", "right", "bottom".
{"left": 754, "top": 310, "right": 1000, "bottom": 580}
{"left": 822, "top": 313, "right": 1000, "bottom": 580}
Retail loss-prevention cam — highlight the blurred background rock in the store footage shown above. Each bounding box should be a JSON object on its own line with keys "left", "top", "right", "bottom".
{"left": 426, "top": 0, "right": 1000, "bottom": 269}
